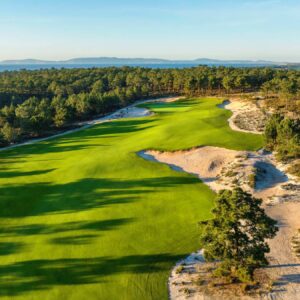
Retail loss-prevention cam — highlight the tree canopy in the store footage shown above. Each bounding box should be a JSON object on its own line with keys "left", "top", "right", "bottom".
{"left": 199, "top": 188, "right": 278, "bottom": 283}
{"left": 0, "top": 66, "right": 299, "bottom": 146}
{"left": 265, "top": 114, "right": 300, "bottom": 161}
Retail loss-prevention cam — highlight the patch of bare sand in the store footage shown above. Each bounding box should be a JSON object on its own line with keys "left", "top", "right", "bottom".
{"left": 143, "top": 147, "right": 244, "bottom": 192}
{"left": 264, "top": 202, "right": 300, "bottom": 300}
{"left": 219, "top": 99, "right": 266, "bottom": 134}
{"left": 143, "top": 148, "right": 290, "bottom": 199}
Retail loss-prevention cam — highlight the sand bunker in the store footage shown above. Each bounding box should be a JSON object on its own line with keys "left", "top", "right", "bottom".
{"left": 219, "top": 99, "right": 266, "bottom": 134}
{"left": 140, "top": 147, "right": 244, "bottom": 192}
{"left": 140, "top": 147, "right": 292, "bottom": 201}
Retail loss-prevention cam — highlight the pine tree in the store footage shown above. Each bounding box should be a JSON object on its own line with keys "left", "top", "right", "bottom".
{"left": 199, "top": 187, "right": 278, "bottom": 282}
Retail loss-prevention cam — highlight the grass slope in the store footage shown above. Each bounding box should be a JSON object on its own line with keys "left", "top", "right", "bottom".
{"left": 0, "top": 98, "right": 262, "bottom": 300}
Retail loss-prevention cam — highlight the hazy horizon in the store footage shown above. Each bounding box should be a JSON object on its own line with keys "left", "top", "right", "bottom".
{"left": 0, "top": 56, "right": 298, "bottom": 64}
{"left": 1, "top": 0, "right": 300, "bottom": 62}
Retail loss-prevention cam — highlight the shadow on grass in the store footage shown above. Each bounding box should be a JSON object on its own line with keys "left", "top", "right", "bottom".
{"left": 0, "top": 168, "right": 56, "bottom": 179}
{"left": 0, "top": 218, "right": 134, "bottom": 237}
{"left": 0, "top": 119, "right": 155, "bottom": 158}
{"left": 50, "top": 234, "right": 99, "bottom": 245}
{"left": 0, "top": 242, "right": 24, "bottom": 256}
{"left": 0, "top": 176, "right": 198, "bottom": 218}
{"left": 0, "top": 253, "right": 184, "bottom": 296}
{"left": 142, "top": 99, "right": 199, "bottom": 110}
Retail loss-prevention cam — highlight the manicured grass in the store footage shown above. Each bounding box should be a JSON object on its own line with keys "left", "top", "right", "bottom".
{"left": 0, "top": 98, "right": 262, "bottom": 299}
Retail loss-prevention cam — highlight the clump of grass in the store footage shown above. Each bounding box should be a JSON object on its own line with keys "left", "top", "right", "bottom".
{"left": 194, "top": 275, "right": 206, "bottom": 286}
{"left": 291, "top": 230, "right": 300, "bottom": 258}
{"left": 241, "top": 283, "right": 251, "bottom": 294}
{"left": 287, "top": 160, "right": 300, "bottom": 178}
{"left": 183, "top": 288, "right": 190, "bottom": 296}
{"left": 175, "top": 265, "right": 184, "bottom": 274}
{"left": 232, "top": 178, "right": 239, "bottom": 185}
{"left": 225, "top": 170, "right": 238, "bottom": 177}
{"left": 248, "top": 168, "right": 257, "bottom": 188}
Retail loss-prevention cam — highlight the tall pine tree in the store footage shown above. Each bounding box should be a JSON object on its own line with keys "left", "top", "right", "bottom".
{"left": 199, "top": 187, "right": 278, "bottom": 282}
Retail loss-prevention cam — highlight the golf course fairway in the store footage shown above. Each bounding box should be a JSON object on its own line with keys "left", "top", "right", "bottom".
{"left": 0, "top": 98, "right": 263, "bottom": 300}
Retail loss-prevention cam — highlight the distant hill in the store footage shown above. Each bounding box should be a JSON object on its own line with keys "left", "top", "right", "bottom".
{"left": 1, "top": 59, "right": 53, "bottom": 65}
{"left": 0, "top": 57, "right": 289, "bottom": 67}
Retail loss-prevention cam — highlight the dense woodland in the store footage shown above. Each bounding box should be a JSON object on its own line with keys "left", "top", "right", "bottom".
{"left": 0, "top": 66, "right": 299, "bottom": 147}
{"left": 264, "top": 114, "right": 300, "bottom": 178}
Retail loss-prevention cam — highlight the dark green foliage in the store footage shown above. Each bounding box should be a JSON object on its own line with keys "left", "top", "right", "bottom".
{"left": 199, "top": 188, "right": 278, "bottom": 283}
{"left": 0, "top": 122, "right": 21, "bottom": 143}
{"left": 0, "top": 66, "right": 299, "bottom": 146}
{"left": 265, "top": 114, "right": 300, "bottom": 160}
{"left": 15, "top": 97, "right": 52, "bottom": 134}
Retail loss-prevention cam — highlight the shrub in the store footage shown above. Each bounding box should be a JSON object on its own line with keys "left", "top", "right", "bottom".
{"left": 287, "top": 160, "right": 300, "bottom": 177}
{"left": 248, "top": 171, "right": 257, "bottom": 189}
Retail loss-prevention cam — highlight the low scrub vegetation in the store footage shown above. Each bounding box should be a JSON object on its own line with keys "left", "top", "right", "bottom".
{"left": 248, "top": 172, "right": 257, "bottom": 189}
{"left": 287, "top": 160, "right": 300, "bottom": 177}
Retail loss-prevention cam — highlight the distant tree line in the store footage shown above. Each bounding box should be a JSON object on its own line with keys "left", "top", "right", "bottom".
{"left": 0, "top": 66, "right": 299, "bottom": 146}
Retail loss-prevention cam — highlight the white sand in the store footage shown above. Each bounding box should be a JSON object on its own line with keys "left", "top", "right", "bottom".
{"left": 219, "top": 99, "right": 265, "bottom": 134}
{"left": 143, "top": 147, "right": 291, "bottom": 200}
{"left": 142, "top": 147, "right": 244, "bottom": 192}
{"left": 169, "top": 250, "right": 206, "bottom": 300}
{"left": 264, "top": 202, "right": 300, "bottom": 300}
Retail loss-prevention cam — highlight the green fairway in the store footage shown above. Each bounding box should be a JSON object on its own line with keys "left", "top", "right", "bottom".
{"left": 0, "top": 98, "right": 263, "bottom": 300}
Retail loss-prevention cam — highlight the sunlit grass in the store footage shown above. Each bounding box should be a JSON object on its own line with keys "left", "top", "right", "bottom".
{"left": 0, "top": 98, "right": 262, "bottom": 299}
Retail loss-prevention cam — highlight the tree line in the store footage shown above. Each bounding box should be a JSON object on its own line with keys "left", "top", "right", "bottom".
{"left": 0, "top": 66, "right": 299, "bottom": 146}
{"left": 265, "top": 114, "right": 300, "bottom": 160}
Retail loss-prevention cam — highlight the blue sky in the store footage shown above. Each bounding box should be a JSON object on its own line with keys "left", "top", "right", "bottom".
{"left": 0, "top": 0, "right": 299, "bottom": 61}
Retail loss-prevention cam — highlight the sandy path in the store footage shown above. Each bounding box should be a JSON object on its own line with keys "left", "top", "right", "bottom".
{"left": 265, "top": 202, "right": 300, "bottom": 299}
{"left": 0, "top": 96, "right": 180, "bottom": 152}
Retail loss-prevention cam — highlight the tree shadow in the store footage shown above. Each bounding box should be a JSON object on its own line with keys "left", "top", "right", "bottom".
{"left": 50, "top": 234, "right": 98, "bottom": 245}
{"left": 0, "top": 218, "right": 135, "bottom": 238}
{"left": 273, "top": 273, "right": 300, "bottom": 287}
{"left": 0, "top": 242, "right": 24, "bottom": 256}
{"left": 0, "top": 118, "right": 155, "bottom": 157}
{"left": 254, "top": 161, "right": 288, "bottom": 190}
{"left": 265, "top": 263, "right": 300, "bottom": 269}
{"left": 0, "top": 176, "right": 197, "bottom": 218}
{"left": 0, "top": 253, "right": 184, "bottom": 296}
{"left": 0, "top": 168, "right": 56, "bottom": 179}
